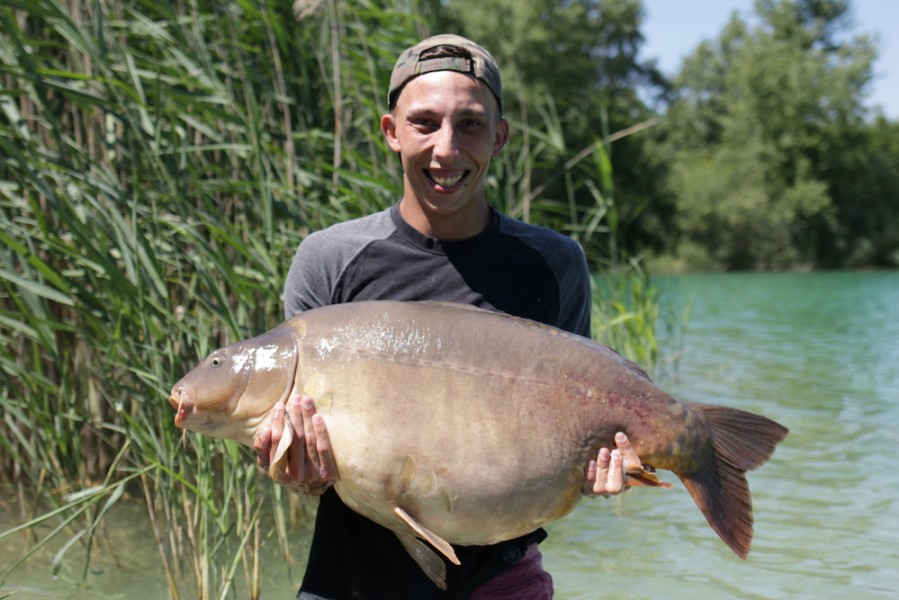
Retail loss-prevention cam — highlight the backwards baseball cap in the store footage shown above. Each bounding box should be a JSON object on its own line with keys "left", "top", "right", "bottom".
{"left": 388, "top": 34, "right": 503, "bottom": 113}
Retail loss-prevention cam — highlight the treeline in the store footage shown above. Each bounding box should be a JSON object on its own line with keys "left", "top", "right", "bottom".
{"left": 437, "top": 0, "right": 899, "bottom": 270}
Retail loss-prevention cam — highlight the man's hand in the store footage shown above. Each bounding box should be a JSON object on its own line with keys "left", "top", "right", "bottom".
{"left": 253, "top": 394, "right": 338, "bottom": 496}
{"left": 583, "top": 432, "right": 644, "bottom": 497}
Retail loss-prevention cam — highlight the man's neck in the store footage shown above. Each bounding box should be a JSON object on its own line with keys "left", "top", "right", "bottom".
{"left": 397, "top": 199, "right": 490, "bottom": 241}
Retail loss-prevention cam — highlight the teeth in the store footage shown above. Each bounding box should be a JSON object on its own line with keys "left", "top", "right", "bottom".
{"left": 430, "top": 172, "right": 464, "bottom": 187}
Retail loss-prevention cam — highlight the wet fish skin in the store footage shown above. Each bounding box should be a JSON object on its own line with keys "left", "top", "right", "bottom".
{"left": 169, "top": 300, "right": 788, "bottom": 589}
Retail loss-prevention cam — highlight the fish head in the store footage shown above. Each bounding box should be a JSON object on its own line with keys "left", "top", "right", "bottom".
{"left": 169, "top": 324, "right": 298, "bottom": 444}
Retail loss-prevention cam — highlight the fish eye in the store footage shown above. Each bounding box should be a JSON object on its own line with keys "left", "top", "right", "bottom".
{"left": 211, "top": 355, "right": 224, "bottom": 367}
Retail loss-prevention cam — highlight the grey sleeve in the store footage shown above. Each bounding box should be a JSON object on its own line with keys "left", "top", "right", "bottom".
{"left": 497, "top": 213, "right": 593, "bottom": 337}
{"left": 282, "top": 209, "right": 396, "bottom": 319}
{"left": 551, "top": 238, "right": 593, "bottom": 338}
{"left": 282, "top": 232, "right": 338, "bottom": 318}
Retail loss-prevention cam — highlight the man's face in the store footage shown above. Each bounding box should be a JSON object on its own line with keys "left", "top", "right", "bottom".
{"left": 381, "top": 71, "right": 508, "bottom": 225}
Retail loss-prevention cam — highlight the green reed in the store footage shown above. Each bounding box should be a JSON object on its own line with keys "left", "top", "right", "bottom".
{"left": 0, "top": 1, "right": 661, "bottom": 597}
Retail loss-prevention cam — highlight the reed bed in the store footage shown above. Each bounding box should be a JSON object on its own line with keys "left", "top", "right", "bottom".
{"left": 0, "top": 1, "right": 660, "bottom": 597}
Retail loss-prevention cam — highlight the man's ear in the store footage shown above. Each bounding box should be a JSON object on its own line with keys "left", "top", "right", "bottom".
{"left": 381, "top": 113, "right": 401, "bottom": 153}
{"left": 492, "top": 117, "right": 509, "bottom": 157}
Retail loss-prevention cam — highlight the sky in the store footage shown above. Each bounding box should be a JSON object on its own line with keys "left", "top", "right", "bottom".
{"left": 640, "top": 0, "right": 899, "bottom": 119}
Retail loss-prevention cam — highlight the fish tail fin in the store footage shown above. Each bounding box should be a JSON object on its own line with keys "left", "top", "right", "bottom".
{"left": 675, "top": 404, "right": 788, "bottom": 558}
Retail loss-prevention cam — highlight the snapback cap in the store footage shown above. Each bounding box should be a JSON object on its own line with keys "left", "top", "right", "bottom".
{"left": 388, "top": 34, "right": 503, "bottom": 113}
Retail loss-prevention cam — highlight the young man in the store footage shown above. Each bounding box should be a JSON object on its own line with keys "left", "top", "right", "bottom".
{"left": 255, "top": 34, "right": 643, "bottom": 599}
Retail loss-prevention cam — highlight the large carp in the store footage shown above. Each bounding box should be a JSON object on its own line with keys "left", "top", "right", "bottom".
{"left": 169, "top": 300, "right": 788, "bottom": 589}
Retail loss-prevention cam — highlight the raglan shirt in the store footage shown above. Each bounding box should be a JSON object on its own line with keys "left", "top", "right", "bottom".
{"left": 284, "top": 205, "right": 592, "bottom": 600}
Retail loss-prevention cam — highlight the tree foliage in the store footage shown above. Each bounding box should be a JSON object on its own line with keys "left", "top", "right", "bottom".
{"left": 659, "top": 0, "right": 896, "bottom": 269}
{"left": 438, "top": 0, "right": 674, "bottom": 266}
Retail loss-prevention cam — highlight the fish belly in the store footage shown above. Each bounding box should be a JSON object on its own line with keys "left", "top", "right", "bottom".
{"left": 293, "top": 301, "right": 655, "bottom": 544}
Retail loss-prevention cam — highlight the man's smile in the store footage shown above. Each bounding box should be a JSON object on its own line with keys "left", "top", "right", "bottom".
{"left": 425, "top": 169, "right": 469, "bottom": 190}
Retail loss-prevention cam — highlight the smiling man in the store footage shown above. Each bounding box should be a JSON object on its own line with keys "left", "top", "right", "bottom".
{"left": 382, "top": 39, "right": 507, "bottom": 241}
{"left": 255, "top": 34, "right": 643, "bottom": 599}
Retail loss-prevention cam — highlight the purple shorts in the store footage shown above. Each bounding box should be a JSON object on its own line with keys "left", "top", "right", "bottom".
{"left": 469, "top": 543, "right": 554, "bottom": 600}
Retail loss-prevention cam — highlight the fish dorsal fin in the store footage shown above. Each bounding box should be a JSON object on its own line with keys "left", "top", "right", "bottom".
{"left": 392, "top": 506, "right": 460, "bottom": 590}
{"left": 418, "top": 300, "right": 486, "bottom": 313}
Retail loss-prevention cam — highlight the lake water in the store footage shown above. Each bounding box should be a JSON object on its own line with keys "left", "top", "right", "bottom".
{"left": 2, "top": 271, "right": 898, "bottom": 599}
{"left": 543, "top": 271, "right": 899, "bottom": 599}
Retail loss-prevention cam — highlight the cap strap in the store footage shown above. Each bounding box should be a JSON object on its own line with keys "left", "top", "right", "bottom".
{"left": 414, "top": 56, "right": 475, "bottom": 77}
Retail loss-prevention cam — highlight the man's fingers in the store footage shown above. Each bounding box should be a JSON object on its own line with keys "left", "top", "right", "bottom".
{"left": 607, "top": 448, "right": 625, "bottom": 493}
{"left": 270, "top": 401, "right": 285, "bottom": 440}
{"left": 312, "top": 413, "right": 336, "bottom": 480}
{"left": 254, "top": 427, "right": 272, "bottom": 469}
{"left": 582, "top": 458, "right": 597, "bottom": 494}
{"left": 615, "top": 431, "right": 642, "bottom": 471}
{"left": 268, "top": 401, "right": 286, "bottom": 465}
{"left": 297, "top": 395, "right": 320, "bottom": 473}
{"left": 279, "top": 395, "right": 304, "bottom": 477}
{"left": 592, "top": 447, "right": 611, "bottom": 495}
{"left": 258, "top": 394, "right": 337, "bottom": 493}
{"left": 257, "top": 401, "right": 285, "bottom": 470}
{"left": 593, "top": 448, "right": 627, "bottom": 495}
{"left": 285, "top": 394, "right": 305, "bottom": 430}
{"left": 287, "top": 421, "right": 303, "bottom": 481}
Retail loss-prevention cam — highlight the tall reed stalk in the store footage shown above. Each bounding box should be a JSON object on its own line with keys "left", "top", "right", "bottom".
{"left": 0, "top": 1, "right": 661, "bottom": 596}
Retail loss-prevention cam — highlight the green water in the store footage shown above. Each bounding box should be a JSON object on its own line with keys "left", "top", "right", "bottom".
{"left": 3, "top": 271, "right": 898, "bottom": 599}
{"left": 543, "top": 271, "right": 899, "bottom": 599}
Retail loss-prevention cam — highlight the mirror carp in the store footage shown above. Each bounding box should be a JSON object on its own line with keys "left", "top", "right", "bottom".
{"left": 169, "top": 300, "right": 788, "bottom": 589}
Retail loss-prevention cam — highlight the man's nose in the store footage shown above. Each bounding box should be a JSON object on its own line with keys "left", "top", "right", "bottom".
{"left": 432, "top": 123, "right": 459, "bottom": 156}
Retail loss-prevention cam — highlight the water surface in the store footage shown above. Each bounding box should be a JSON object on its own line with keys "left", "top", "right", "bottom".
{"left": 3, "top": 271, "right": 897, "bottom": 598}
{"left": 543, "top": 271, "right": 899, "bottom": 599}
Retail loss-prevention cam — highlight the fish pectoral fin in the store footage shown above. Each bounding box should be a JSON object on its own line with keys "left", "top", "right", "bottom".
{"left": 393, "top": 506, "right": 460, "bottom": 566}
{"left": 395, "top": 532, "right": 449, "bottom": 591}
{"left": 625, "top": 464, "right": 674, "bottom": 488}
{"left": 268, "top": 414, "right": 294, "bottom": 481}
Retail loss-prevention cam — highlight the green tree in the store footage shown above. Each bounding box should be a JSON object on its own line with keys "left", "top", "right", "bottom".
{"left": 823, "top": 114, "right": 899, "bottom": 266}
{"left": 660, "top": 0, "right": 890, "bottom": 269}
{"left": 438, "top": 0, "right": 673, "bottom": 266}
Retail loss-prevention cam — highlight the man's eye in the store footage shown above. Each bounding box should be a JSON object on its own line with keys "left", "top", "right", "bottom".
{"left": 462, "top": 119, "right": 485, "bottom": 131}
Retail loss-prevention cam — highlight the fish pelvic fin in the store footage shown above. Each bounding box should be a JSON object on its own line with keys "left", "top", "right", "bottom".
{"left": 677, "top": 404, "right": 788, "bottom": 559}
{"left": 395, "top": 532, "right": 448, "bottom": 590}
{"left": 393, "top": 506, "right": 459, "bottom": 590}
{"left": 624, "top": 463, "right": 673, "bottom": 488}
{"left": 394, "top": 506, "right": 460, "bottom": 565}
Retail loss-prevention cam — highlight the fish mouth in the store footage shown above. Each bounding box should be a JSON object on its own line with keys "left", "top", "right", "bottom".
{"left": 169, "top": 386, "right": 194, "bottom": 428}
